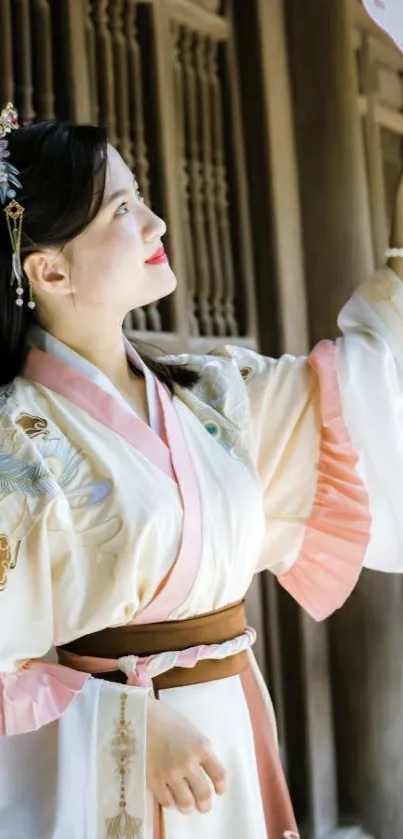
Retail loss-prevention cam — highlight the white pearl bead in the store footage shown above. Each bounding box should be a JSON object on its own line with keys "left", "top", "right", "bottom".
{"left": 27, "top": 301, "right": 35, "bottom": 310}
{"left": 15, "top": 298, "right": 23, "bottom": 307}
{"left": 385, "top": 247, "right": 403, "bottom": 258}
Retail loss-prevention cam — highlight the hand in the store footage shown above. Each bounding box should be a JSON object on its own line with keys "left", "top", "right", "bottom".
{"left": 146, "top": 697, "right": 227, "bottom": 815}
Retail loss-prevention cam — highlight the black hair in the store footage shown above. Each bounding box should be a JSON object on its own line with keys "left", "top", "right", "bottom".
{"left": 0, "top": 120, "right": 198, "bottom": 391}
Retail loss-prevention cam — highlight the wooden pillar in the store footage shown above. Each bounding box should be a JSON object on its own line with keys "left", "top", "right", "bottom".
{"left": 253, "top": 0, "right": 309, "bottom": 356}
{"left": 253, "top": 1, "right": 344, "bottom": 836}
{"left": 284, "top": 1, "right": 375, "bottom": 837}
{"left": 285, "top": 0, "right": 373, "bottom": 343}
{"left": 254, "top": 1, "right": 375, "bottom": 837}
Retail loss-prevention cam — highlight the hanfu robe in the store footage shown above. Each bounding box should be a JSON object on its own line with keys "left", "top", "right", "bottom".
{"left": 1, "top": 266, "right": 403, "bottom": 839}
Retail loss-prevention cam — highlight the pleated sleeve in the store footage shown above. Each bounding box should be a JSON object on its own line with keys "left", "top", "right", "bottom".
{"left": 236, "top": 268, "right": 403, "bottom": 620}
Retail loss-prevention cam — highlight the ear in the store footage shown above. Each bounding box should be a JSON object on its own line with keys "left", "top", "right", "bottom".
{"left": 23, "top": 250, "right": 72, "bottom": 299}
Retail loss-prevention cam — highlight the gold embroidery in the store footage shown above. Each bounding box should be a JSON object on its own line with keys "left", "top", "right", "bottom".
{"left": 240, "top": 366, "right": 252, "bottom": 381}
{"left": 16, "top": 413, "right": 49, "bottom": 439}
{"left": 106, "top": 692, "right": 142, "bottom": 839}
{"left": 0, "top": 534, "right": 18, "bottom": 591}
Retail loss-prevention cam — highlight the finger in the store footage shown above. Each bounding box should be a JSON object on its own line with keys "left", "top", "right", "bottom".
{"left": 185, "top": 768, "right": 213, "bottom": 813}
{"left": 168, "top": 779, "right": 196, "bottom": 814}
{"left": 149, "top": 781, "right": 175, "bottom": 810}
{"left": 201, "top": 754, "right": 227, "bottom": 796}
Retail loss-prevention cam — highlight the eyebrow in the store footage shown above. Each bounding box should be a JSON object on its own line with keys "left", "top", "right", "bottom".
{"left": 103, "top": 188, "right": 130, "bottom": 207}
{"left": 103, "top": 175, "right": 139, "bottom": 208}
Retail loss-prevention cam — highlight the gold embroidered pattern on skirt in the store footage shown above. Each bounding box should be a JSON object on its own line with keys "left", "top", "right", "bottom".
{"left": 15, "top": 413, "right": 49, "bottom": 438}
{"left": 0, "top": 534, "right": 18, "bottom": 591}
{"left": 106, "top": 692, "right": 142, "bottom": 839}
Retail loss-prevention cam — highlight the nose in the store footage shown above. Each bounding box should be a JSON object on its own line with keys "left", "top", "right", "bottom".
{"left": 142, "top": 206, "right": 166, "bottom": 242}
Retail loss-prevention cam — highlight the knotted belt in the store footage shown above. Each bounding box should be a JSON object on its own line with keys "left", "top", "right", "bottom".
{"left": 57, "top": 600, "right": 255, "bottom": 691}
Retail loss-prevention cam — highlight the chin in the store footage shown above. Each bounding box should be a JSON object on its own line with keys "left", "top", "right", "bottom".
{"left": 144, "top": 265, "right": 178, "bottom": 304}
{"left": 123, "top": 265, "right": 178, "bottom": 312}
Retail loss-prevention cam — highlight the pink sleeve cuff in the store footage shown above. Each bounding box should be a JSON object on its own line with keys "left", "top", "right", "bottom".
{"left": 0, "top": 660, "right": 89, "bottom": 736}
{"left": 279, "top": 340, "right": 371, "bottom": 621}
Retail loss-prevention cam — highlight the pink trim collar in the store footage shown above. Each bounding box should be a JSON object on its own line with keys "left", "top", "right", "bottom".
{"left": 131, "top": 382, "right": 203, "bottom": 623}
{"left": 23, "top": 347, "right": 173, "bottom": 479}
{"left": 23, "top": 346, "right": 204, "bottom": 622}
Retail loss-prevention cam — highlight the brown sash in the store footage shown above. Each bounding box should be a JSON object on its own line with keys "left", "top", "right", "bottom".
{"left": 58, "top": 600, "right": 248, "bottom": 691}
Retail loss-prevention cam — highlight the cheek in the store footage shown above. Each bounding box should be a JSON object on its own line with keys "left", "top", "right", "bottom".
{"left": 100, "top": 222, "right": 143, "bottom": 270}
{"left": 72, "top": 223, "right": 144, "bottom": 299}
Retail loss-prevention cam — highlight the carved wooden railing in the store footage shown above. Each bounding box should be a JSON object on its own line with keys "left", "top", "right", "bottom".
{"left": 168, "top": 2, "right": 246, "bottom": 339}
{"left": 0, "top": 0, "right": 55, "bottom": 121}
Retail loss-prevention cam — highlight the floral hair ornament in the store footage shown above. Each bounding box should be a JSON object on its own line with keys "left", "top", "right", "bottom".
{"left": 0, "top": 102, "right": 35, "bottom": 309}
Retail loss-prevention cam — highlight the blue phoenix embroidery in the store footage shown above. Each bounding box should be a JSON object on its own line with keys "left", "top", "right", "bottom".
{"left": 0, "top": 446, "right": 55, "bottom": 497}
{"left": 15, "top": 413, "right": 111, "bottom": 505}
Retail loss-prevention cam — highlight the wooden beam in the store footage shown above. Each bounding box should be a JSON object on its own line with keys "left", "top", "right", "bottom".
{"left": 369, "top": 34, "right": 403, "bottom": 73}
{"left": 375, "top": 103, "right": 403, "bottom": 134}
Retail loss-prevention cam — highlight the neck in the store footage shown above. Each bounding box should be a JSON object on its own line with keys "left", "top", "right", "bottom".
{"left": 40, "top": 316, "right": 135, "bottom": 389}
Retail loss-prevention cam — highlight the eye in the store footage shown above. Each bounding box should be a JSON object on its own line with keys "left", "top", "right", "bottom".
{"left": 134, "top": 180, "right": 144, "bottom": 204}
{"left": 115, "top": 201, "right": 129, "bottom": 217}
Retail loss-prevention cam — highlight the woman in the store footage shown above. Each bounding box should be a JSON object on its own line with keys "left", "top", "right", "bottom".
{"left": 0, "top": 103, "right": 402, "bottom": 839}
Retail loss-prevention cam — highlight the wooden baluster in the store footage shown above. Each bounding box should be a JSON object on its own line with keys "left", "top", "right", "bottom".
{"left": 91, "top": 0, "right": 117, "bottom": 144}
{"left": 84, "top": 0, "right": 98, "bottom": 124}
{"left": 172, "top": 21, "right": 199, "bottom": 336}
{"left": 31, "top": 0, "right": 54, "bottom": 120}
{"left": 125, "top": 0, "right": 149, "bottom": 205}
{"left": 13, "top": 0, "right": 35, "bottom": 122}
{"left": 0, "top": 0, "right": 13, "bottom": 104}
{"left": 181, "top": 27, "right": 212, "bottom": 336}
{"left": 197, "top": 35, "right": 226, "bottom": 336}
{"left": 209, "top": 41, "right": 238, "bottom": 336}
{"left": 109, "top": 0, "right": 133, "bottom": 167}
{"left": 125, "top": 0, "right": 159, "bottom": 332}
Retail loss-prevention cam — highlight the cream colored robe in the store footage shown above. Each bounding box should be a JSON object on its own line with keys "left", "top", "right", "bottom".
{"left": 1, "top": 268, "right": 403, "bottom": 838}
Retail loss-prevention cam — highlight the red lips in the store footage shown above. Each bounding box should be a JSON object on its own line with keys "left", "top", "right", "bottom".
{"left": 145, "top": 246, "right": 168, "bottom": 265}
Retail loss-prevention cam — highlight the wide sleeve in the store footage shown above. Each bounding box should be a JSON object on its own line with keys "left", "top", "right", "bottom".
{"left": 240, "top": 267, "right": 403, "bottom": 621}
{"left": 0, "top": 431, "right": 90, "bottom": 735}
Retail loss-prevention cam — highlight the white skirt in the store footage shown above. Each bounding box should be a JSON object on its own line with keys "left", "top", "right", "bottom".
{"left": 0, "top": 653, "right": 299, "bottom": 839}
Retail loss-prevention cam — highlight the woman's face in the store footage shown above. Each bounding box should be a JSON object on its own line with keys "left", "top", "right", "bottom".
{"left": 62, "top": 145, "right": 177, "bottom": 315}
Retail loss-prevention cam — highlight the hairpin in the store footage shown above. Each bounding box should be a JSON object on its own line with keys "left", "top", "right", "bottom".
{"left": 0, "top": 103, "right": 35, "bottom": 309}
